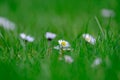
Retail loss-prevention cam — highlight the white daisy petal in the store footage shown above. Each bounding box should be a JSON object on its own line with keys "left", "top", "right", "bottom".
{"left": 54, "top": 46, "right": 71, "bottom": 51}
{"left": 54, "top": 45, "right": 60, "bottom": 50}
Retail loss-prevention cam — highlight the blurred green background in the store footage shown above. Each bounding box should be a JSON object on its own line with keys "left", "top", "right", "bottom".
{"left": 0, "top": 0, "right": 120, "bottom": 80}
{"left": 0, "top": 0, "right": 120, "bottom": 34}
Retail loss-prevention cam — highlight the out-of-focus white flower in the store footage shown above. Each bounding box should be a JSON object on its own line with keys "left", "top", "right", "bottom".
{"left": 64, "top": 55, "right": 74, "bottom": 64}
{"left": 0, "top": 17, "right": 15, "bottom": 30}
{"left": 91, "top": 58, "right": 102, "bottom": 67}
{"left": 101, "top": 9, "right": 115, "bottom": 18}
{"left": 26, "top": 36, "right": 34, "bottom": 42}
{"left": 45, "top": 32, "right": 56, "bottom": 41}
{"left": 58, "top": 40, "right": 70, "bottom": 48}
{"left": 20, "top": 33, "right": 34, "bottom": 42}
{"left": 82, "top": 33, "right": 96, "bottom": 45}
{"left": 20, "top": 33, "right": 26, "bottom": 39}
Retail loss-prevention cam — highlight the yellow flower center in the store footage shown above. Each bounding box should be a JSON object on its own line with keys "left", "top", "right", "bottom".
{"left": 61, "top": 41, "right": 66, "bottom": 47}
{"left": 86, "top": 37, "right": 91, "bottom": 42}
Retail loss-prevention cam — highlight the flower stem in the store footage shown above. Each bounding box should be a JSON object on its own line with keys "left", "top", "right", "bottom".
{"left": 58, "top": 48, "right": 63, "bottom": 60}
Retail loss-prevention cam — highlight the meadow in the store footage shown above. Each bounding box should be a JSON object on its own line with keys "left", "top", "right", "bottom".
{"left": 0, "top": 0, "right": 120, "bottom": 80}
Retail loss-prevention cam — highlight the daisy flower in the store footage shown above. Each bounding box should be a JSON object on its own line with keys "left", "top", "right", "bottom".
{"left": 45, "top": 32, "right": 56, "bottom": 41}
{"left": 101, "top": 8, "right": 115, "bottom": 18}
{"left": 0, "top": 17, "right": 15, "bottom": 30}
{"left": 64, "top": 55, "right": 74, "bottom": 64}
{"left": 54, "top": 40, "right": 71, "bottom": 51}
{"left": 54, "top": 40, "right": 72, "bottom": 61}
{"left": 58, "top": 40, "right": 70, "bottom": 48}
{"left": 20, "top": 33, "right": 26, "bottom": 40}
{"left": 91, "top": 58, "right": 102, "bottom": 67}
{"left": 82, "top": 33, "right": 96, "bottom": 45}
{"left": 20, "top": 33, "right": 34, "bottom": 42}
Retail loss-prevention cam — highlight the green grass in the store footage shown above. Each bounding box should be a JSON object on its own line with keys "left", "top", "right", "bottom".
{"left": 0, "top": 0, "right": 120, "bottom": 80}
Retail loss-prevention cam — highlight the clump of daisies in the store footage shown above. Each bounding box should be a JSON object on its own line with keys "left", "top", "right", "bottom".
{"left": 101, "top": 8, "right": 115, "bottom": 18}
{"left": 91, "top": 58, "right": 102, "bottom": 68}
{"left": 82, "top": 33, "right": 96, "bottom": 45}
{"left": 0, "top": 17, "right": 16, "bottom": 30}
{"left": 54, "top": 40, "right": 73, "bottom": 62}
{"left": 45, "top": 32, "right": 56, "bottom": 41}
{"left": 20, "top": 33, "right": 34, "bottom": 42}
